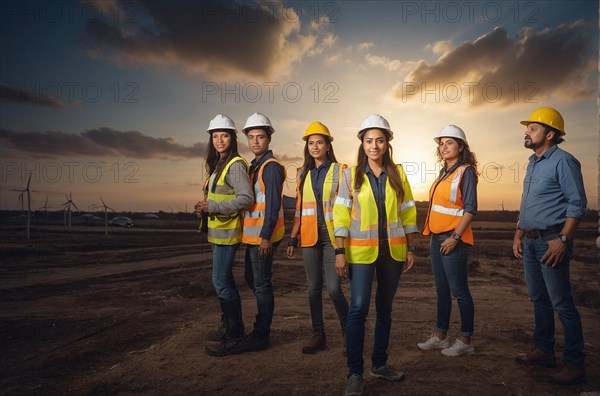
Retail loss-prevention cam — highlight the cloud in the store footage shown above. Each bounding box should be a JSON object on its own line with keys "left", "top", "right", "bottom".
{"left": 0, "top": 83, "right": 65, "bottom": 108}
{"left": 392, "top": 23, "right": 595, "bottom": 107}
{"left": 425, "top": 40, "right": 453, "bottom": 55}
{"left": 365, "top": 53, "right": 403, "bottom": 72}
{"left": 81, "top": 0, "right": 332, "bottom": 80}
{"left": 358, "top": 42, "right": 374, "bottom": 51}
{"left": 0, "top": 128, "right": 208, "bottom": 160}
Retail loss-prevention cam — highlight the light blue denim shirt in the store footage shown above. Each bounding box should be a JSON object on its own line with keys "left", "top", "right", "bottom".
{"left": 517, "top": 145, "right": 587, "bottom": 231}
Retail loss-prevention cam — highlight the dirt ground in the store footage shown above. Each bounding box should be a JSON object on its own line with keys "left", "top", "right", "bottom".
{"left": 1, "top": 216, "right": 599, "bottom": 395}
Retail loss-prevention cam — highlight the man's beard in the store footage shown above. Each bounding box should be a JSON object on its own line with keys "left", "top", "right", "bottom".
{"left": 524, "top": 137, "right": 544, "bottom": 150}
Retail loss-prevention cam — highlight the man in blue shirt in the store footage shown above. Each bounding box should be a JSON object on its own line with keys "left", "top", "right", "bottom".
{"left": 237, "top": 112, "right": 286, "bottom": 354}
{"left": 512, "top": 107, "right": 587, "bottom": 386}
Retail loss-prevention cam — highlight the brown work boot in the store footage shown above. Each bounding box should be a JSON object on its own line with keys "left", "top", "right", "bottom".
{"left": 515, "top": 346, "right": 557, "bottom": 367}
{"left": 302, "top": 329, "right": 327, "bottom": 354}
{"left": 550, "top": 363, "right": 585, "bottom": 385}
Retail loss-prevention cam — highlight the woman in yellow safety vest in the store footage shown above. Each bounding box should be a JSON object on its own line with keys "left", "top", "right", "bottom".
{"left": 418, "top": 125, "right": 478, "bottom": 358}
{"left": 333, "top": 114, "right": 418, "bottom": 395}
{"left": 286, "top": 122, "right": 349, "bottom": 355}
{"left": 195, "top": 114, "right": 253, "bottom": 357}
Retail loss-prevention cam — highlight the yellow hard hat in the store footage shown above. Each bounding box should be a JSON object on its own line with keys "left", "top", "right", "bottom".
{"left": 520, "top": 107, "right": 565, "bottom": 135}
{"left": 303, "top": 121, "right": 334, "bottom": 141}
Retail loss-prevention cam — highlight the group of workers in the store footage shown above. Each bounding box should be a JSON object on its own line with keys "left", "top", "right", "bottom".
{"left": 194, "top": 107, "right": 588, "bottom": 395}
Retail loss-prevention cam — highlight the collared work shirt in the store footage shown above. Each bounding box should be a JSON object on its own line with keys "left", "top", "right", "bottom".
{"left": 309, "top": 159, "right": 331, "bottom": 224}
{"left": 517, "top": 145, "right": 587, "bottom": 231}
{"left": 249, "top": 150, "right": 285, "bottom": 240}
{"left": 365, "top": 163, "right": 388, "bottom": 240}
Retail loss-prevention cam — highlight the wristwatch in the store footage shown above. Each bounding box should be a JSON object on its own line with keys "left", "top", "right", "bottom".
{"left": 558, "top": 234, "right": 570, "bottom": 243}
{"left": 335, "top": 248, "right": 346, "bottom": 255}
{"left": 407, "top": 245, "right": 416, "bottom": 253}
{"left": 452, "top": 232, "right": 461, "bottom": 241}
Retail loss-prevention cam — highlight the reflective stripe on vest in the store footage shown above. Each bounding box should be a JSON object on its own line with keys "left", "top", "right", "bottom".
{"left": 242, "top": 158, "right": 286, "bottom": 244}
{"left": 339, "top": 166, "right": 413, "bottom": 263}
{"left": 297, "top": 163, "right": 342, "bottom": 247}
{"left": 423, "top": 164, "right": 474, "bottom": 245}
{"left": 207, "top": 156, "right": 248, "bottom": 245}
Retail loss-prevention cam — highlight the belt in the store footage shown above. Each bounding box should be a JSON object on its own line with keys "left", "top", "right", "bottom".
{"left": 525, "top": 225, "right": 563, "bottom": 239}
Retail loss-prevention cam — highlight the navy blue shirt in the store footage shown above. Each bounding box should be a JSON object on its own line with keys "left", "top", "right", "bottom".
{"left": 309, "top": 159, "right": 331, "bottom": 224}
{"left": 250, "top": 150, "right": 285, "bottom": 240}
{"left": 365, "top": 163, "right": 388, "bottom": 240}
{"left": 517, "top": 145, "right": 587, "bottom": 231}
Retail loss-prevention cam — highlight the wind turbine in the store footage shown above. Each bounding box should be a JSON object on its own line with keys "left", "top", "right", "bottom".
{"left": 97, "top": 196, "right": 114, "bottom": 236}
{"left": 61, "top": 193, "right": 79, "bottom": 231}
{"left": 39, "top": 196, "right": 49, "bottom": 218}
{"left": 12, "top": 173, "right": 32, "bottom": 239}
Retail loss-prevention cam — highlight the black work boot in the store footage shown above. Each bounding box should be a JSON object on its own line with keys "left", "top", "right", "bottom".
{"left": 207, "top": 313, "right": 226, "bottom": 341}
{"left": 238, "top": 330, "right": 270, "bottom": 353}
{"left": 205, "top": 300, "right": 245, "bottom": 356}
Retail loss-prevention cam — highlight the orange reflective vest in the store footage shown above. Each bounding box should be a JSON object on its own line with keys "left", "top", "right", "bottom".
{"left": 333, "top": 165, "right": 418, "bottom": 264}
{"left": 423, "top": 165, "right": 475, "bottom": 245}
{"left": 294, "top": 162, "right": 345, "bottom": 248}
{"left": 242, "top": 158, "right": 286, "bottom": 245}
{"left": 207, "top": 156, "right": 248, "bottom": 245}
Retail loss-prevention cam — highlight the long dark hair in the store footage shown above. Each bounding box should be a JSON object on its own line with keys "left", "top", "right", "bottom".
{"left": 205, "top": 130, "right": 240, "bottom": 193}
{"left": 298, "top": 134, "right": 338, "bottom": 193}
{"left": 434, "top": 137, "right": 479, "bottom": 181}
{"left": 354, "top": 129, "right": 404, "bottom": 201}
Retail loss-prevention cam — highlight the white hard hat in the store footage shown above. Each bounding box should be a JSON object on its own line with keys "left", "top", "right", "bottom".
{"left": 243, "top": 112, "right": 274, "bottom": 135}
{"left": 358, "top": 114, "right": 393, "bottom": 140}
{"left": 207, "top": 114, "right": 237, "bottom": 134}
{"left": 435, "top": 125, "right": 467, "bottom": 144}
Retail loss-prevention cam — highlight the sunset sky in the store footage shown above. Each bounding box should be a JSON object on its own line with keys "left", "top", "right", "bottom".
{"left": 1, "top": 0, "right": 598, "bottom": 213}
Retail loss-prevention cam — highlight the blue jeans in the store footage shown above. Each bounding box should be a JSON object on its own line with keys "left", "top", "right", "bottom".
{"left": 211, "top": 243, "right": 241, "bottom": 302}
{"left": 302, "top": 223, "right": 348, "bottom": 330}
{"left": 430, "top": 233, "right": 474, "bottom": 336}
{"left": 244, "top": 244, "right": 276, "bottom": 336}
{"left": 346, "top": 245, "right": 403, "bottom": 376}
{"left": 523, "top": 234, "right": 585, "bottom": 367}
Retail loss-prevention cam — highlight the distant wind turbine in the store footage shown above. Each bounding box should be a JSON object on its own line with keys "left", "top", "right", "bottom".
{"left": 61, "top": 193, "right": 79, "bottom": 231}
{"left": 12, "top": 173, "right": 32, "bottom": 239}
{"left": 39, "top": 196, "right": 49, "bottom": 218}
{"left": 98, "top": 196, "right": 114, "bottom": 236}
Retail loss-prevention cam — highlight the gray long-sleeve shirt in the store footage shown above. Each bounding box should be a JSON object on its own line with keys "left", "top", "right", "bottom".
{"left": 208, "top": 161, "right": 253, "bottom": 215}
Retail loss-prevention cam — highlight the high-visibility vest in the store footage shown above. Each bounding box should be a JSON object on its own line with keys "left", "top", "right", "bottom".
{"left": 242, "top": 158, "right": 286, "bottom": 245}
{"left": 423, "top": 165, "right": 475, "bottom": 245}
{"left": 333, "top": 165, "right": 418, "bottom": 264}
{"left": 207, "top": 156, "right": 249, "bottom": 245}
{"left": 294, "top": 162, "right": 345, "bottom": 248}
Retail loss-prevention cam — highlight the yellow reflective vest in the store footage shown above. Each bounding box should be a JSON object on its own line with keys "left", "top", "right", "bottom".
{"left": 423, "top": 165, "right": 475, "bottom": 245}
{"left": 294, "top": 162, "right": 346, "bottom": 248}
{"left": 242, "top": 158, "right": 286, "bottom": 245}
{"left": 333, "top": 165, "right": 418, "bottom": 264}
{"left": 207, "top": 156, "right": 249, "bottom": 245}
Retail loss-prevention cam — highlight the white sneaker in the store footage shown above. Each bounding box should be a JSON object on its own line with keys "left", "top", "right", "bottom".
{"left": 417, "top": 334, "right": 449, "bottom": 350}
{"left": 441, "top": 339, "right": 475, "bottom": 357}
